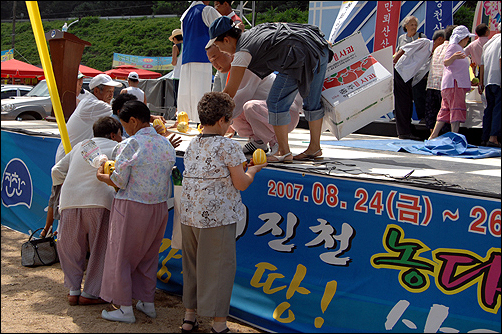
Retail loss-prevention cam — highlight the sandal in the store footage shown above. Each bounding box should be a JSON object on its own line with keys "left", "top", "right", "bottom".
{"left": 211, "top": 327, "right": 231, "bottom": 333}
{"left": 267, "top": 152, "right": 293, "bottom": 163}
{"left": 293, "top": 149, "right": 322, "bottom": 161}
{"left": 181, "top": 318, "right": 199, "bottom": 333}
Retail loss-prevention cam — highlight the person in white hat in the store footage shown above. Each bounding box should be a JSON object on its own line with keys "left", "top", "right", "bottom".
{"left": 120, "top": 71, "right": 147, "bottom": 105}
{"left": 55, "top": 73, "right": 122, "bottom": 163}
{"left": 429, "top": 25, "right": 476, "bottom": 139}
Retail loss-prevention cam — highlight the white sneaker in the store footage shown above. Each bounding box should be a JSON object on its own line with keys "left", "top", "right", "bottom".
{"left": 136, "top": 300, "right": 157, "bottom": 318}
{"left": 101, "top": 309, "right": 136, "bottom": 323}
{"left": 267, "top": 142, "right": 279, "bottom": 156}
{"left": 242, "top": 139, "right": 269, "bottom": 154}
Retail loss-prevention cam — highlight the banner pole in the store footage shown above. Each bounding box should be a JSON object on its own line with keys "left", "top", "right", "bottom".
{"left": 25, "top": 1, "right": 71, "bottom": 155}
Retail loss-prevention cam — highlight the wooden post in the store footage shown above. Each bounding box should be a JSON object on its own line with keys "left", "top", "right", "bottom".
{"left": 44, "top": 29, "right": 91, "bottom": 120}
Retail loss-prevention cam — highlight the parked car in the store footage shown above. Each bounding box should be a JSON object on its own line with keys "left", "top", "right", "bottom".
{"left": 1, "top": 79, "right": 127, "bottom": 120}
{"left": 1, "top": 84, "right": 33, "bottom": 100}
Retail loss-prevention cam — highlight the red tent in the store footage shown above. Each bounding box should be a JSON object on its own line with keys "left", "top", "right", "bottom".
{"left": 79, "top": 64, "right": 103, "bottom": 77}
{"left": 1, "top": 58, "right": 45, "bottom": 78}
{"left": 104, "top": 65, "right": 161, "bottom": 80}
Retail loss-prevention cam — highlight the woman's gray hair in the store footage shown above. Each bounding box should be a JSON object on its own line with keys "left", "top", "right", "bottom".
{"left": 402, "top": 16, "right": 418, "bottom": 32}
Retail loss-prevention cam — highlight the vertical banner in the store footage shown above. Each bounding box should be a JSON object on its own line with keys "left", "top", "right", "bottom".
{"left": 329, "top": 1, "right": 358, "bottom": 44}
{"left": 425, "top": 1, "right": 453, "bottom": 38}
{"left": 373, "top": 1, "right": 401, "bottom": 53}
{"left": 473, "top": 1, "right": 501, "bottom": 39}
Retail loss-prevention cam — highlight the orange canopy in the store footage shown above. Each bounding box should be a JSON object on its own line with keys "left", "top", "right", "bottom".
{"left": 1, "top": 58, "right": 45, "bottom": 78}
{"left": 104, "top": 65, "right": 161, "bottom": 80}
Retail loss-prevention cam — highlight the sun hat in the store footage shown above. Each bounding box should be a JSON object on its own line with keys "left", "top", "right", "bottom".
{"left": 89, "top": 74, "right": 122, "bottom": 90}
{"left": 169, "top": 28, "right": 183, "bottom": 42}
{"left": 77, "top": 71, "right": 85, "bottom": 79}
{"left": 128, "top": 71, "right": 139, "bottom": 80}
{"left": 450, "top": 25, "right": 476, "bottom": 44}
{"left": 206, "top": 16, "right": 235, "bottom": 49}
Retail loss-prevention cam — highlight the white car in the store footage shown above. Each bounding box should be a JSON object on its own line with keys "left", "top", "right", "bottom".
{"left": 1, "top": 79, "right": 127, "bottom": 120}
{"left": 1, "top": 84, "right": 33, "bottom": 100}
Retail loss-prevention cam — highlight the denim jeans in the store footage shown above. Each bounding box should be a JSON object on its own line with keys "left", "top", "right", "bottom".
{"left": 482, "top": 84, "right": 501, "bottom": 140}
{"left": 267, "top": 46, "right": 330, "bottom": 126}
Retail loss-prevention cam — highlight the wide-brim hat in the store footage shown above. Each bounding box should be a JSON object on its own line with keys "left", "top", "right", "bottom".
{"left": 450, "top": 25, "right": 476, "bottom": 44}
{"left": 89, "top": 74, "right": 122, "bottom": 90}
{"left": 206, "top": 16, "right": 234, "bottom": 49}
{"left": 169, "top": 28, "right": 183, "bottom": 42}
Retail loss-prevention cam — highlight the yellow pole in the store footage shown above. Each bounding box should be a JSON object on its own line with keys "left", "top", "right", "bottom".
{"left": 25, "top": 1, "right": 71, "bottom": 154}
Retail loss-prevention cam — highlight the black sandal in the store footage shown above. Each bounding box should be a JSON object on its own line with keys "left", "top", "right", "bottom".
{"left": 181, "top": 318, "right": 199, "bottom": 333}
{"left": 211, "top": 328, "right": 230, "bottom": 333}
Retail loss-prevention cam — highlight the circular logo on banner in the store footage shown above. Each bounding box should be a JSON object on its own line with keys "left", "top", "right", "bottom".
{"left": 142, "top": 64, "right": 153, "bottom": 68}
{"left": 1, "top": 158, "right": 33, "bottom": 208}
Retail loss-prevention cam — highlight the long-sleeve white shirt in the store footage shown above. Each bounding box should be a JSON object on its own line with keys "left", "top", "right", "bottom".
{"left": 52, "top": 137, "right": 119, "bottom": 212}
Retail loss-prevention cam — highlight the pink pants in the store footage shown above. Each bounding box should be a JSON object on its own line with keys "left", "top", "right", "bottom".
{"left": 58, "top": 207, "right": 110, "bottom": 297}
{"left": 438, "top": 81, "right": 469, "bottom": 123}
{"left": 232, "top": 99, "right": 300, "bottom": 145}
{"left": 99, "top": 199, "right": 168, "bottom": 306}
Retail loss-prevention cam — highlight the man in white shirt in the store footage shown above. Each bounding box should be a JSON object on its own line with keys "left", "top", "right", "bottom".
{"left": 178, "top": 1, "right": 221, "bottom": 123}
{"left": 120, "top": 71, "right": 146, "bottom": 104}
{"left": 478, "top": 24, "right": 501, "bottom": 148}
{"left": 393, "top": 34, "right": 445, "bottom": 139}
{"left": 55, "top": 74, "right": 122, "bottom": 163}
{"left": 206, "top": 45, "right": 301, "bottom": 155}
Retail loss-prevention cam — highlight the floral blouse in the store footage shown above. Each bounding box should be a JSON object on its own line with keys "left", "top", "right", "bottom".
{"left": 180, "top": 135, "right": 246, "bottom": 228}
{"left": 111, "top": 126, "right": 176, "bottom": 204}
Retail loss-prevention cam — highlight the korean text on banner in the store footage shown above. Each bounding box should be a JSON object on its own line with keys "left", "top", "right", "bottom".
{"left": 425, "top": 1, "right": 453, "bottom": 38}
{"left": 322, "top": 32, "right": 393, "bottom": 139}
{"left": 374, "top": 1, "right": 401, "bottom": 53}
{"left": 113, "top": 53, "right": 173, "bottom": 71}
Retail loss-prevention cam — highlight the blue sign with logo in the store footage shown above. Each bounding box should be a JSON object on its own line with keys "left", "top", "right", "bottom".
{"left": 1, "top": 130, "right": 60, "bottom": 234}
{"left": 1, "top": 158, "right": 33, "bottom": 208}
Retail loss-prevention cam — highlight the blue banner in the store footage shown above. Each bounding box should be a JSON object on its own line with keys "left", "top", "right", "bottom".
{"left": 1, "top": 130, "right": 60, "bottom": 234}
{"left": 425, "top": 1, "right": 453, "bottom": 37}
{"left": 157, "top": 157, "right": 501, "bottom": 333}
{"left": 2, "top": 130, "right": 500, "bottom": 332}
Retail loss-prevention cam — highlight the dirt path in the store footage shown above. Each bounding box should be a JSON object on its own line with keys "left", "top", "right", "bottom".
{"left": 1, "top": 225, "right": 264, "bottom": 333}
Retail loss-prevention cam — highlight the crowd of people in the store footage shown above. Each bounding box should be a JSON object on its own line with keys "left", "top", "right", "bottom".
{"left": 41, "top": 2, "right": 500, "bottom": 333}
{"left": 393, "top": 16, "right": 501, "bottom": 147}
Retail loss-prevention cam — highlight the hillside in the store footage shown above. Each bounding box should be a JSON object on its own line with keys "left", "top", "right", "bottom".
{"left": 1, "top": 8, "right": 308, "bottom": 75}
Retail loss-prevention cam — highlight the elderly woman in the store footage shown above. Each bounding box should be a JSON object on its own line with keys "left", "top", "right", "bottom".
{"left": 393, "top": 15, "right": 429, "bottom": 139}
{"left": 395, "top": 16, "right": 425, "bottom": 53}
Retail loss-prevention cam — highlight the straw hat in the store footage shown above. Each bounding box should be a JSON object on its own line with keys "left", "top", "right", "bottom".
{"left": 169, "top": 29, "right": 183, "bottom": 42}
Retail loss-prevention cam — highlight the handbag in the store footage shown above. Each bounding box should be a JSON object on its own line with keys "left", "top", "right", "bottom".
{"left": 21, "top": 227, "right": 59, "bottom": 267}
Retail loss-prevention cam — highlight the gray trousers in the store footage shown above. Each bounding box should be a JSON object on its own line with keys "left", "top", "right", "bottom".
{"left": 181, "top": 223, "right": 236, "bottom": 317}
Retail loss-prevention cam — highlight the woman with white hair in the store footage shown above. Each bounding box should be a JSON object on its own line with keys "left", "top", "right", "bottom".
{"left": 394, "top": 15, "right": 429, "bottom": 130}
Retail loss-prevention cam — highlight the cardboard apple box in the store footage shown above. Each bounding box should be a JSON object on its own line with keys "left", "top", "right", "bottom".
{"left": 322, "top": 32, "right": 394, "bottom": 139}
